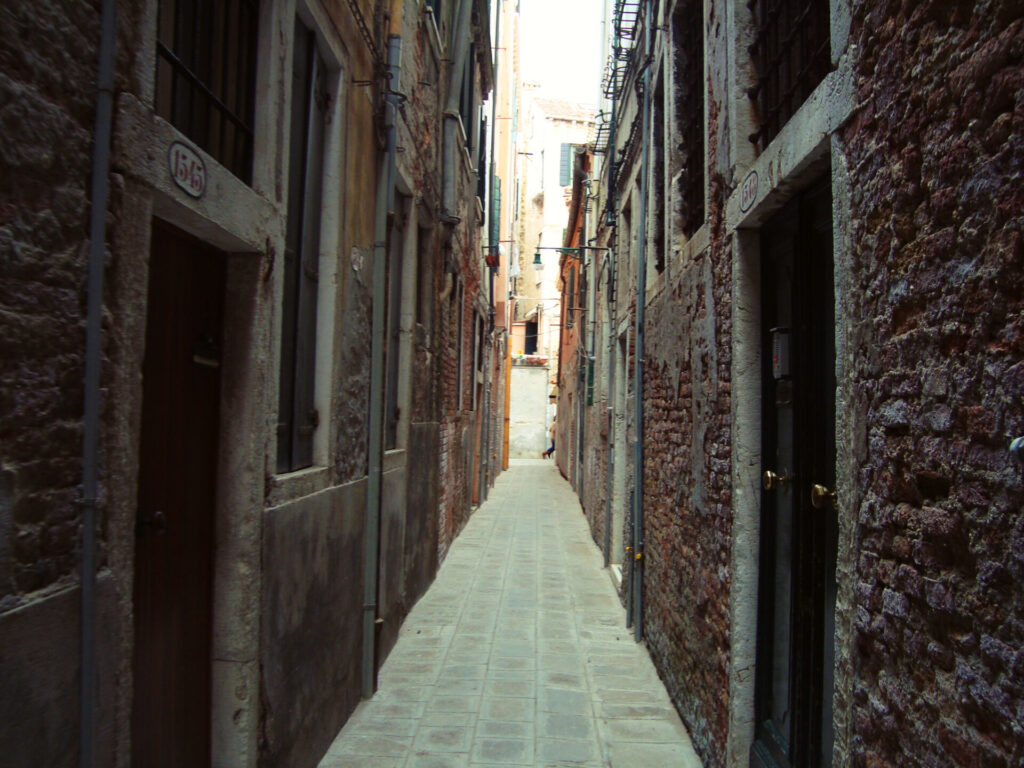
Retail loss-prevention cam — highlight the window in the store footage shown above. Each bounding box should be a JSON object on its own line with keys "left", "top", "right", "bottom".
{"left": 454, "top": 278, "right": 465, "bottom": 409}
{"left": 673, "top": 0, "right": 705, "bottom": 237}
{"left": 417, "top": 224, "right": 434, "bottom": 333}
{"left": 277, "top": 18, "right": 329, "bottom": 473}
{"left": 577, "top": 261, "right": 586, "bottom": 318}
{"left": 524, "top": 320, "right": 538, "bottom": 355}
{"left": 460, "top": 44, "right": 478, "bottom": 160}
{"left": 565, "top": 268, "right": 576, "bottom": 328}
{"left": 156, "top": 0, "right": 259, "bottom": 182}
{"left": 472, "top": 313, "right": 484, "bottom": 411}
{"left": 477, "top": 113, "right": 488, "bottom": 200}
{"left": 653, "top": 74, "right": 665, "bottom": 272}
{"left": 748, "top": 0, "right": 830, "bottom": 148}
{"left": 559, "top": 143, "right": 573, "bottom": 186}
{"left": 384, "top": 196, "right": 409, "bottom": 450}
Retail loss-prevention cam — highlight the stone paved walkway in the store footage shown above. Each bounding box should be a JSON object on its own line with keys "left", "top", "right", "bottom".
{"left": 318, "top": 459, "right": 702, "bottom": 768}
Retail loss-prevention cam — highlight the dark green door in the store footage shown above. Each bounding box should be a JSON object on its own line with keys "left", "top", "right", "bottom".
{"left": 752, "top": 177, "right": 838, "bottom": 768}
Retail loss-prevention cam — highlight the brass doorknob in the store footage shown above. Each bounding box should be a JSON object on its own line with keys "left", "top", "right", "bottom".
{"left": 762, "top": 470, "right": 790, "bottom": 491}
{"left": 811, "top": 484, "right": 837, "bottom": 510}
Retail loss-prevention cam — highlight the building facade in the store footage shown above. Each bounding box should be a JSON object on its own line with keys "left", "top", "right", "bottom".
{"left": 508, "top": 93, "right": 596, "bottom": 457}
{"left": 0, "top": 0, "right": 504, "bottom": 766}
{"left": 567, "top": 0, "right": 1024, "bottom": 766}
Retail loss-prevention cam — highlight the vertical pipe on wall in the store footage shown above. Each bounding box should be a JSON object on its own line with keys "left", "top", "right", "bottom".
{"left": 483, "top": 0, "right": 502, "bottom": 499}
{"left": 363, "top": 34, "right": 402, "bottom": 699}
{"left": 631, "top": 0, "right": 652, "bottom": 641}
{"left": 602, "top": 0, "right": 619, "bottom": 570}
{"left": 80, "top": 1, "right": 117, "bottom": 764}
{"left": 603, "top": 249, "right": 615, "bottom": 568}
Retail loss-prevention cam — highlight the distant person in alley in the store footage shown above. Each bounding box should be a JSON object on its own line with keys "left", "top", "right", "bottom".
{"left": 543, "top": 417, "right": 556, "bottom": 458}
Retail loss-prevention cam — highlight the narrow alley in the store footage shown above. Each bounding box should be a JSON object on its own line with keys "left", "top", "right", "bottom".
{"left": 319, "top": 461, "right": 700, "bottom": 768}
{"left": 4, "top": 0, "right": 1023, "bottom": 766}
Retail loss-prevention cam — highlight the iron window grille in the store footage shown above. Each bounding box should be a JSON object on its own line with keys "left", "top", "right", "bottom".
{"left": 673, "top": 0, "right": 705, "bottom": 238}
{"left": 156, "top": 0, "right": 258, "bottom": 183}
{"left": 747, "top": 0, "right": 830, "bottom": 149}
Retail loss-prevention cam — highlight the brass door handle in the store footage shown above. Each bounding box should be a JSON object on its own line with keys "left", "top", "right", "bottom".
{"left": 762, "top": 470, "right": 790, "bottom": 491}
{"left": 811, "top": 484, "right": 837, "bottom": 510}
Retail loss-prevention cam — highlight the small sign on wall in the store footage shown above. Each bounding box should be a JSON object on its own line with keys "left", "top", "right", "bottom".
{"left": 740, "top": 169, "right": 758, "bottom": 213}
{"left": 168, "top": 141, "right": 206, "bottom": 199}
{"left": 771, "top": 326, "right": 790, "bottom": 379}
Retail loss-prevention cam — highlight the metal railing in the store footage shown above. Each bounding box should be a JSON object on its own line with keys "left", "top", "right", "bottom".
{"left": 155, "top": 0, "right": 259, "bottom": 182}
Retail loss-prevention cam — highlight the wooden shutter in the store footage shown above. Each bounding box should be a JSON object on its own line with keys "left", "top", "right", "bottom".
{"left": 278, "top": 20, "right": 327, "bottom": 472}
{"left": 559, "top": 143, "right": 572, "bottom": 186}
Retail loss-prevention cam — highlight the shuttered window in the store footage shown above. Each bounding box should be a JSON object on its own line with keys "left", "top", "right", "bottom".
{"left": 277, "top": 20, "right": 328, "bottom": 473}
{"left": 565, "top": 268, "right": 576, "bottom": 328}
{"left": 384, "top": 198, "right": 408, "bottom": 451}
{"left": 559, "top": 143, "right": 573, "bottom": 186}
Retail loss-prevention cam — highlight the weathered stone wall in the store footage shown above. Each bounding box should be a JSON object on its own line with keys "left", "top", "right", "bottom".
{"left": 0, "top": 3, "right": 149, "bottom": 764}
{"left": 841, "top": 1, "right": 1024, "bottom": 765}
{"left": 0, "top": 0, "right": 100, "bottom": 602}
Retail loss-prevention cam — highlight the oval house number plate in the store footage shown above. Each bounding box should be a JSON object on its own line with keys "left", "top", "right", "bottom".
{"left": 168, "top": 141, "right": 207, "bottom": 199}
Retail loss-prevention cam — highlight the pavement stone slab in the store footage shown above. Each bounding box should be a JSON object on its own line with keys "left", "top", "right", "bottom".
{"left": 317, "top": 462, "right": 701, "bottom": 768}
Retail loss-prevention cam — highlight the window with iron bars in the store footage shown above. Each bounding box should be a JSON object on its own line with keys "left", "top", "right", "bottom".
{"left": 747, "top": 0, "right": 830, "bottom": 149}
{"left": 156, "top": 0, "right": 259, "bottom": 183}
{"left": 673, "top": 0, "right": 705, "bottom": 238}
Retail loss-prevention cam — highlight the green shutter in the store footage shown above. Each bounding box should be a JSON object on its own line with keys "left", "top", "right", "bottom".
{"left": 559, "top": 143, "right": 571, "bottom": 186}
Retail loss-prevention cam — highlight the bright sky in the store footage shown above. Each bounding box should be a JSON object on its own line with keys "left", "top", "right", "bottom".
{"left": 517, "top": 0, "right": 604, "bottom": 106}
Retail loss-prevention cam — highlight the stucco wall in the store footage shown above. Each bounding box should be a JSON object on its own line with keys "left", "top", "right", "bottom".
{"left": 260, "top": 481, "right": 367, "bottom": 768}
{"left": 509, "top": 364, "right": 552, "bottom": 457}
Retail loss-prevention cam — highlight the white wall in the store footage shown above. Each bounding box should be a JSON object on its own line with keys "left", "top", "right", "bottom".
{"left": 508, "top": 364, "right": 551, "bottom": 457}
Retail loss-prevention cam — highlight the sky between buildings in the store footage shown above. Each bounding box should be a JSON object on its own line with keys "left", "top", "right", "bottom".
{"left": 517, "top": 0, "right": 604, "bottom": 107}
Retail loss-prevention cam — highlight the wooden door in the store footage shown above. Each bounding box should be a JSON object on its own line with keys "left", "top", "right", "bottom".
{"left": 132, "top": 220, "right": 225, "bottom": 767}
{"left": 752, "top": 178, "right": 838, "bottom": 768}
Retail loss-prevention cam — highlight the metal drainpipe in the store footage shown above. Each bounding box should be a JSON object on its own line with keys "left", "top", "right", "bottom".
{"left": 80, "top": 1, "right": 117, "bottom": 764}
{"left": 631, "top": 0, "right": 652, "bottom": 641}
{"left": 485, "top": 0, "right": 502, "bottom": 497}
{"left": 363, "top": 34, "right": 401, "bottom": 699}
{"left": 603, "top": 248, "right": 615, "bottom": 568}
{"left": 603, "top": 0, "right": 619, "bottom": 570}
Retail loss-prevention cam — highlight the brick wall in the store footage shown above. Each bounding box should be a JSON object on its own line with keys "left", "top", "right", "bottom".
{"left": 640, "top": 227, "right": 733, "bottom": 767}
{"left": 842, "top": 2, "right": 1024, "bottom": 765}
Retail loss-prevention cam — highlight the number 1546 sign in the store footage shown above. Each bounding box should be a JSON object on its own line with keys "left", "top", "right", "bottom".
{"left": 168, "top": 141, "right": 207, "bottom": 199}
